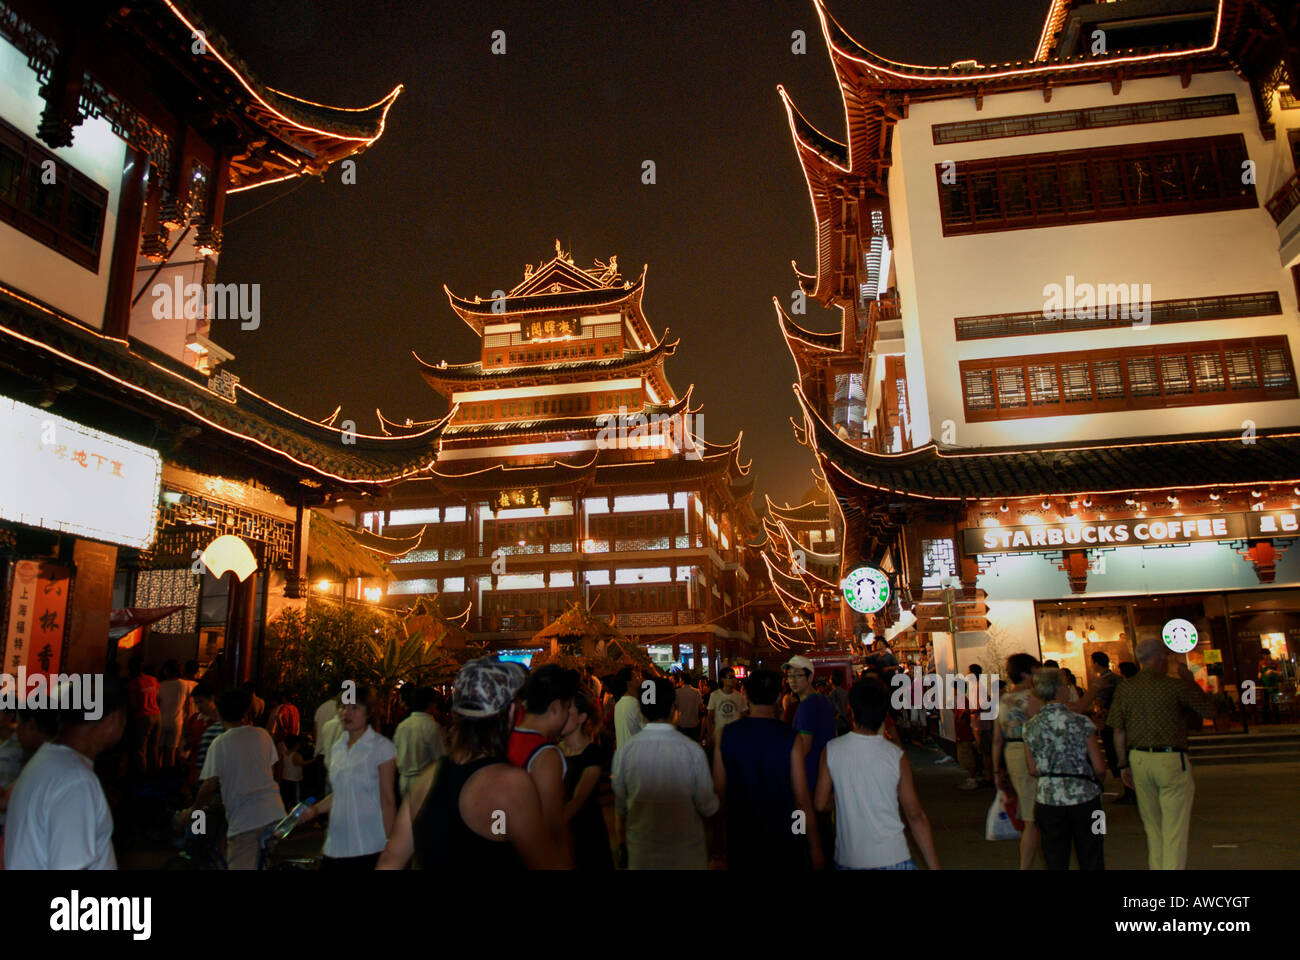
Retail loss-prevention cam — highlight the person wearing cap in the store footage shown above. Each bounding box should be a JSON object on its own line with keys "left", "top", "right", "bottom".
{"left": 378, "top": 658, "right": 561, "bottom": 870}
{"left": 1109, "top": 638, "right": 1214, "bottom": 870}
{"left": 786, "top": 654, "right": 837, "bottom": 865}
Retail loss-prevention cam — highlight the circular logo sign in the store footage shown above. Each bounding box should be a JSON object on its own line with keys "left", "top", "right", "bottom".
{"left": 842, "top": 566, "right": 891, "bottom": 614}
{"left": 1162, "top": 618, "right": 1199, "bottom": 654}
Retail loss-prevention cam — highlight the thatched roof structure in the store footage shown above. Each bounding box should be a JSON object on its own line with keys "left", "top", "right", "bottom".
{"left": 307, "top": 511, "right": 390, "bottom": 581}
{"left": 531, "top": 602, "right": 658, "bottom": 674}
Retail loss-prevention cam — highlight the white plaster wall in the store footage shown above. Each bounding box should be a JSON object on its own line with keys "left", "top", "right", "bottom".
{"left": 888, "top": 70, "right": 1300, "bottom": 449}
{"left": 0, "top": 38, "right": 125, "bottom": 328}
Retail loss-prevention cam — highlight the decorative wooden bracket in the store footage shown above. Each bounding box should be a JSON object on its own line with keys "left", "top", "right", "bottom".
{"left": 1061, "top": 549, "right": 1089, "bottom": 594}
{"left": 1244, "top": 539, "right": 1277, "bottom": 583}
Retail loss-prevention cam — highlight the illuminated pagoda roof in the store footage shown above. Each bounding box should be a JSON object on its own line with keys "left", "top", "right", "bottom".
{"left": 415, "top": 336, "right": 679, "bottom": 393}
{"left": 0, "top": 286, "right": 448, "bottom": 493}
{"left": 765, "top": 494, "right": 834, "bottom": 526}
{"left": 444, "top": 250, "right": 649, "bottom": 330}
{"left": 441, "top": 391, "right": 692, "bottom": 441}
{"left": 783, "top": 0, "right": 1289, "bottom": 303}
{"left": 427, "top": 456, "right": 600, "bottom": 493}
{"left": 795, "top": 385, "right": 1300, "bottom": 503}
{"left": 763, "top": 615, "right": 817, "bottom": 650}
{"left": 3, "top": 0, "right": 401, "bottom": 191}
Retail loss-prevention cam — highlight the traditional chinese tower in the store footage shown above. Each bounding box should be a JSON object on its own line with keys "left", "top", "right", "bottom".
{"left": 366, "top": 244, "right": 764, "bottom": 676}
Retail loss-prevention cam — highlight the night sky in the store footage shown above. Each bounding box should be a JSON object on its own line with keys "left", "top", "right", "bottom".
{"left": 211, "top": 0, "right": 1044, "bottom": 507}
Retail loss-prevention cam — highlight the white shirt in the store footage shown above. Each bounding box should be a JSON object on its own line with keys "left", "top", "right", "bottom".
{"left": 324, "top": 727, "right": 396, "bottom": 858}
{"left": 319, "top": 715, "right": 344, "bottom": 767}
{"left": 613, "top": 723, "right": 719, "bottom": 869}
{"left": 707, "top": 689, "right": 745, "bottom": 738}
{"left": 314, "top": 699, "right": 339, "bottom": 746}
{"left": 5, "top": 742, "right": 116, "bottom": 869}
{"left": 200, "top": 725, "right": 285, "bottom": 837}
{"left": 393, "top": 712, "right": 443, "bottom": 795}
{"left": 825, "top": 732, "right": 911, "bottom": 869}
{"left": 0, "top": 733, "right": 23, "bottom": 827}
{"left": 157, "top": 679, "right": 193, "bottom": 730}
{"left": 614, "top": 695, "right": 645, "bottom": 750}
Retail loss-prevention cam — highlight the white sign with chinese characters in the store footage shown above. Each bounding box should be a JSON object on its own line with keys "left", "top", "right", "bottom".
{"left": 0, "top": 396, "right": 162, "bottom": 549}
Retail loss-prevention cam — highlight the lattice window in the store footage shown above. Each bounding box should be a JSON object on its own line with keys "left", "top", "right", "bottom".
{"left": 921, "top": 539, "right": 956, "bottom": 588}
{"left": 392, "top": 549, "right": 439, "bottom": 564}
{"left": 133, "top": 568, "right": 198, "bottom": 634}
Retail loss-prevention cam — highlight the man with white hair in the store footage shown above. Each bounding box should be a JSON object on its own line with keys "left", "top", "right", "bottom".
{"left": 1107, "top": 637, "right": 1214, "bottom": 870}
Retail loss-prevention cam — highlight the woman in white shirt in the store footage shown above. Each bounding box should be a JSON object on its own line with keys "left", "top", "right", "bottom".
{"left": 300, "top": 686, "right": 396, "bottom": 869}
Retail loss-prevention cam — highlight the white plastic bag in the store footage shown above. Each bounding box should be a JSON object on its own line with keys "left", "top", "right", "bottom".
{"left": 985, "top": 791, "right": 1020, "bottom": 841}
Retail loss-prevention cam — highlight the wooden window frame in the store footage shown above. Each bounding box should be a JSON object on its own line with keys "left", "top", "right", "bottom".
{"left": 954, "top": 291, "right": 1283, "bottom": 340}
{"left": 931, "top": 94, "right": 1239, "bottom": 145}
{"left": 936, "top": 134, "right": 1257, "bottom": 237}
{"left": 959, "top": 336, "right": 1297, "bottom": 422}
{"left": 0, "top": 118, "right": 108, "bottom": 272}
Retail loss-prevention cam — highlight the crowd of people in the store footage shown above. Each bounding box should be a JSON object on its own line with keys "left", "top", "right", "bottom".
{"left": 989, "top": 640, "right": 1214, "bottom": 871}
{"left": 0, "top": 631, "right": 1220, "bottom": 871}
{"left": 0, "top": 645, "right": 945, "bottom": 871}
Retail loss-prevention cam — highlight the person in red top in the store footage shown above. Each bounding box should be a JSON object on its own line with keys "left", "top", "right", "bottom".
{"left": 265, "top": 689, "right": 300, "bottom": 743}
{"left": 127, "top": 656, "right": 161, "bottom": 775}
{"left": 507, "top": 665, "right": 579, "bottom": 868}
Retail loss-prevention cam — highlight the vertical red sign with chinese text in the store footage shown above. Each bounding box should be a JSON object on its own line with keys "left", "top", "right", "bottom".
{"left": 3, "top": 559, "right": 72, "bottom": 676}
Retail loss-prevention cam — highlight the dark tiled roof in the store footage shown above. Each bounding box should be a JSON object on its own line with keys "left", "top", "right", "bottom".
{"left": 798, "top": 387, "right": 1300, "bottom": 500}
{"left": 170, "top": 0, "right": 398, "bottom": 140}
{"left": 0, "top": 288, "right": 445, "bottom": 488}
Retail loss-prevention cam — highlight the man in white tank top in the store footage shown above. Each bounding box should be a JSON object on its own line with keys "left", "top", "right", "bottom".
{"left": 815, "top": 678, "right": 940, "bottom": 870}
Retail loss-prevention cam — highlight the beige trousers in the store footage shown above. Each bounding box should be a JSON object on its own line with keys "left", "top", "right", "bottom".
{"left": 1130, "top": 751, "right": 1195, "bottom": 870}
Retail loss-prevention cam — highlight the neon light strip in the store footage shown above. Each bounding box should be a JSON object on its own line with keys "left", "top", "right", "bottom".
{"left": 0, "top": 287, "right": 437, "bottom": 484}
{"left": 161, "top": 0, "right": 402, "bottom": 143}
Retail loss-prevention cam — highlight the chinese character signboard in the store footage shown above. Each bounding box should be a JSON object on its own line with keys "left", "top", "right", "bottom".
{"left": 1247, "top": 509, "right": 1300, "bottom": 537}
{"left": 0, "top": 396, "right": 162, "bottom": 549}
{"left": 519, "top": 318, "right": 580, "bottom": 342}
{"left": 492, "top": 488, "right": 550, "bottom": 513}
{"left": 3, "top": 559, "right": 73, "bottom": 677}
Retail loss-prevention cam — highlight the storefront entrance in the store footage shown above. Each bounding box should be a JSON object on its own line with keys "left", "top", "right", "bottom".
{"left": 1035, "top": 588, "right": 1300, "bottom": 714}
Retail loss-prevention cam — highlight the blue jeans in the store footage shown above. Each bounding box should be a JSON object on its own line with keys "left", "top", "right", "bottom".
{"left": 837, "top": 858, "right": 917, "bottom": 871}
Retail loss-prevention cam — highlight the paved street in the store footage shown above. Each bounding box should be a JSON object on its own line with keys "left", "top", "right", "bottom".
{"left": 905, "top": 743, "right": 1300, "bottom": 869}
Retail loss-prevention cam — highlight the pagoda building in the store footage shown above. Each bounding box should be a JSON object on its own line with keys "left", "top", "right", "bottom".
{"left": 366, "top": 246, "right": 764, "bottom": 677}
{"left": 777, "top": 0, "right": 1300, "bottom": 708}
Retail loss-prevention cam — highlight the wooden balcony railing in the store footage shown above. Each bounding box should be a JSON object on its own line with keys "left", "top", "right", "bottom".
{"left": 1266, "top": 169, "right": 1300, "bottom": 225}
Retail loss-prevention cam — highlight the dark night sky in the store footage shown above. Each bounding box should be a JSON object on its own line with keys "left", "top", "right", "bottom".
{"left": 210, "top": 0, "right": 1044, "bottom": 507}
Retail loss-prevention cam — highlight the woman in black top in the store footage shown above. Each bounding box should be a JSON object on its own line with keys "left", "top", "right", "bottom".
{"left": 377, "top": 658, "right": 560, "bottom": 870}
{"left": 560, "top": 691, "right": 613, "bottom": 870}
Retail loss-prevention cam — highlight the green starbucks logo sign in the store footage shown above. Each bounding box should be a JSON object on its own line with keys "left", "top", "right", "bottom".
{"left": 843, "top": 566, "right": 891, "bottom": 614}
{"left": 1162, "top": 618, "right": 1198, "bottom": 654}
